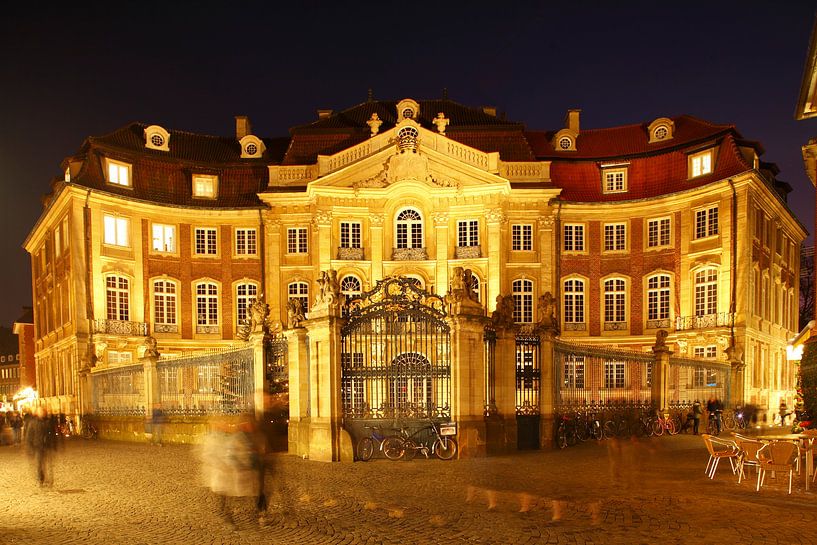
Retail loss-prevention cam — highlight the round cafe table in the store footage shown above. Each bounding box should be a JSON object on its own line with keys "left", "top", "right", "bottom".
{"left": 754, "top": 432, "right": 816, "bottom": 491}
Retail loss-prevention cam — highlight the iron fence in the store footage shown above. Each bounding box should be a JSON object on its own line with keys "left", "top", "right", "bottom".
{"left": 516, "top": 334, "right": 541, "bottom": 415}
{"left": 484, "top": 326, "right": 497, "bottom": 416}
{"left": 668, "top": 355, "right": 731, "bottom": 406}
{"left": 91, "top": 363, "right": 145, "bottom": 416}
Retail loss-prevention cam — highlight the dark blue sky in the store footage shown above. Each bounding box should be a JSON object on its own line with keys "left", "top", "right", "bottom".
{"left": 1, "top": 1, "right": 815, "bottom": 327}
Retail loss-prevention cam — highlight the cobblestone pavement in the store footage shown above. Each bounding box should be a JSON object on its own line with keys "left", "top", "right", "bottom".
{"left": 1, "top": 433, "right": 816, "bottom": 545}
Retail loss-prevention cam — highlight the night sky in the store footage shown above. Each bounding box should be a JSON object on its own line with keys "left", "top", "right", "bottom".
{"left": 1, "top": 1, "right": 815, "bottom": 328}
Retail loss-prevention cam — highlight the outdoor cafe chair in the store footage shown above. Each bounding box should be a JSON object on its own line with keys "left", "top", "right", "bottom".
{"left": 701, "top": 434, "right": 739, "bottom": 479}
{"left": 734, "top": 436, "right": 764, "bottom": 484}
{"left": 756, "top": 440, "right": 797, "bottom": 494}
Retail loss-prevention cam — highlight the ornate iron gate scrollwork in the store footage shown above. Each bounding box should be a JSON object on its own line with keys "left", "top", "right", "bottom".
{"left": 341, "top": 276, "right": 451, "bottom": 421}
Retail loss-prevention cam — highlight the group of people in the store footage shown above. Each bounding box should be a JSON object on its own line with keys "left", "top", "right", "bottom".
{"left": 0, "top": 410, "right": 24, "bottom": 445}
{"left": 681, "top": 397, "right": 722, "bottom": 435}
{"left": 2, "top": 406, "right": 62, "bottom": 486}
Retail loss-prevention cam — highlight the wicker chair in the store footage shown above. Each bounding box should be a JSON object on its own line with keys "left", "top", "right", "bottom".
{"left": 734, "top": 436, "right": 764, "bottom": 484}
{"left": 701, "top": 434, "right": 739, "bottom": 479}
{"left": 756, "top": 441, "right": 797, "bottom": 494}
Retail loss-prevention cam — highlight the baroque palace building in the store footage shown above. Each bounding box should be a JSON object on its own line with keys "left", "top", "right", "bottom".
{"left": 25, "top": 96, "right": 804, "bottom": 424}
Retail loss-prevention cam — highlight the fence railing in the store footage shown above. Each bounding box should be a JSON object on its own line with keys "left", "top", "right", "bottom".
{"left": 93, "top": 319, "right": 149, "bottom": 336}
{"left": 91, "top": 363, "right": 146, "bottom": 416}
{"left": 675, "top": 312, "right": 733, "bottom": 331}
{"left": 668, "top": 355, "right": 731, "bottom": 406}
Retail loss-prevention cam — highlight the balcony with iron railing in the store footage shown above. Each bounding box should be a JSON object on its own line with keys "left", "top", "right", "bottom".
{"left": 392, "top": 247, "right": 428, "bottom": 261}
{"left": 337, "top": 247, "right": 365, "bottom": 260}
{"left": 93, "top": 319, "right": 148, "bottom": 336}
{"left": 603, "top": 321, "right": 628, "bottom": 331}
{"left": 454, "top": 245, "right": 482, "bottom": 259}
{"left": 675, "top": 312, "right": 733, "bottom": 331}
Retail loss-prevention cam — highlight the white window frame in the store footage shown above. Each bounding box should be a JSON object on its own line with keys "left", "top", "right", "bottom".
{"left": 563, "top": 355, "right": 585, "bottom": 389}
{"left": 288, "top": 281, "right": 309, "bottom": 314}
{"left": 694, "top": 206, "right": 719, "bottom": 239}
{"left": 512, "top": 279, "right": 534, "bottom": 324}
{"left": 512, "top": 224, "right": 533, "bottom": 251}
{"left": 603, "top": 223, "right": 627, "bottom": 252}
{"left": 105, "top": 275, "right": 130, "bottom": 321}
{"left": 647, "top": 217, "right": 671, "bottom": 248}
{"left": 103, "top": 214, "right": 130, "bottom": 247}
{"left": 647, "top": 274, "right": 671, "bottom": 322}
{"left": 604, "top": 361, "right": 626, "bottom": 389}
{"left": 563, "top": 278, "right": 585, "bottom": 325}
{"left": 152, "top": 223, "right": 176, "bottom": 253}
{"left": 192, "top": 174, "right": 218, "bottom": 199}
{"left": 153, "top": 279, "right": 178, "bottom": 327}
{"left": 563, "top": 224, "right": 585, "bottom": 252}
{"left": 235, "top": 228, "right": 257, "bottom": 256}
{"left": 689, "top": 149, "right": 713, "bottom": 178}
{"left": 603, "top": 277, "right": 627, "bottom": 324}
{"left": 602, "top": 167, "right": 627, "bottom": 193}
{"left": 457, "top": 220, "right": 479, "bottom": 247}
{"left": 287, "top": 227, "right": 308, "bottom": 254}
{"left": 106, "top": 159, "right": 131, "bottom": 187}
{"left": 395, "top": 208, "right": 423, "bottom": 249}
{"left": 340, "top": 221, "right": 362, "bottom": 249}
{"left": 195, "top": 282, "right": 219, "bottom": 326}
{"left": 194, "top": 227, "right": 218, "bottom": 256}
{"left": 694, "top": 268, "right": 718, "bottom": 317}
{"left": 236, "top": 282, "right": 259, "bottom": 328}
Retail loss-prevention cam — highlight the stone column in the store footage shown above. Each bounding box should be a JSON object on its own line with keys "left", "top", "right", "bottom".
{"left": 485, "top": 208, "right": 505, "bottom": 313}
{"left": 491, "top": 325, "right": 517, "bottom": 452}
{"left": 726, "top": 344, "right": 745, "bottom": 407}
{"left": 651, "top": 331, "right": 672, "bottom": 412}
{"left": 433, "top": 212, "right": 449, "bottom": 294}
{"left": 314, "top": 210, "right": 333, "bottom": 272}
{"left": 286, "top": 327, "right": 309, "bottom": 456}
{"left": 141, "top": 339, "right": 160, "bottom": 442}
{"left": 249, "top": 331, "right": 268, "bottom": 422}
{"left": 266, "top": 219, "right": 282, "bottom": 320}
{"left": 369, "top": 213, "right": 385, "bottom": 283}
{"left": 538, "top": 328, "right": 556, "bottom": 449}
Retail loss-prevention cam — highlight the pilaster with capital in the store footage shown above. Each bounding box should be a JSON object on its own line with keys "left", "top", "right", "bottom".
{"left": 485, "top": 208, "right": 506, "bottom": 314}
{"left": 265, "top": 218, "right": 283, "bottom": 321}
{"left": 433, "top": 211, "right": 449, "bottom": 294}
{"left": 538, "top": 214, "right": 556, "bottom": 298}
{"left": 369, "top": 213, "right": 385, "bottom": 284}
{"left": 312, "top": 210, "right": 333, "bottom": 272}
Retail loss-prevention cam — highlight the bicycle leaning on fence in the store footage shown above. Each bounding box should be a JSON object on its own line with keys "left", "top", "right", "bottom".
{"left": 387, "top": 420, "right": 459, "bottom": 461}
{"left": 356, "top": 425, "right": 401, "bottom": 461}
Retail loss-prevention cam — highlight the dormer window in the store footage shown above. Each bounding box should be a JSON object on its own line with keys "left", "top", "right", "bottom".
{"left": 402, "top": 108, "right": 414, "bottom": 119}
{"left": 106, "top": 159, "right": 131, "bottom": 187}
{"left": 647, "top": 117, "right": 675, "bottom": 144}
{"left": 64, "top": 167, "right": 71, "bottom": 183}
{"left": 559, "top": 137, "right": 572, "bottom": 150}
{"left": 193, "top": 174, "right": 218, "bottom": 199}
{"left": 552, "top": 128, "right": 577, "bottom": 152}
{"left": 238, "top": 135, "right": 265, "bottom": 159}
{"left": 689, "top": 149, "right": 714, "bottom": 178}
{"left": 601, "top": 166, "right": 628, "bottom": 193}
{"left": 396, "top": 98, "right": 420, "bottom": 122}
{"left": 144, "top": 125, "right": 170, "bottom": 151}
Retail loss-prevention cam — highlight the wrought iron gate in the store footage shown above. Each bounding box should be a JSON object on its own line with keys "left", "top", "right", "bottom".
{"left": 341, "top": 276, "right": 451, "bottom": 421}
{"left": 516, "top": 333, "right": 540, "bottom": 449}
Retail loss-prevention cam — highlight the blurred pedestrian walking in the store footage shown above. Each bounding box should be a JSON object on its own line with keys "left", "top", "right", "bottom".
{"left": 25, "top": 406, "right": 58, "bottom": 486}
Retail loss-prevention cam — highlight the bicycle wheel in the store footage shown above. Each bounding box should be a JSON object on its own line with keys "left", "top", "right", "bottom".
{"left": 723, "top": 415, "right": 735, "bottom": 431}
{"left": 602, "top": 421, "right": 617, "bottom": 440}
{"left": 434, "top": 437, "right": 458, "bottom": 460}
{"left": 356, "top": 437, "right": 375, "bottom": 461}
{"left": 382, "top": 436, "right": 405, "bottom": 460}
{"left": 591, "top": 421, "right": 603, "bottom": 441}
{"left": 651, "top": 419, "right": 663, "bottom": 437}
{"left": 706, "top": 419, "right": 718, "bottom": 435}
{"left": 668, "top": 417, "right": 680, "bottom": 435}
{"left": 576, "top": 421, "right": 590, "bottom": 442}
{"left": 556, "top": 423, "right": 568, "bottom": 449}
{"left": 566, "top": 424, "right": 578, "bottom": 446}
{"left": 617, "top": 420, "right": 630, "bottom": 438}
{"left": 402, "top": 439, "right": 419, "bottom": 461}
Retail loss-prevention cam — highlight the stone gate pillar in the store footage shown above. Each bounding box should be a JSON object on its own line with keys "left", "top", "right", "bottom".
{"left": 491, "top": 325, "right": 517, "bottom": 452}
{"left": 538, "top": 328, "right": 556, "bottom": 449}
{"left": 286, "top": 326, "right": 309, "bottom": 457}
{"left": 302, "top": 270, "right": 352, "bottom": 462}
{"left": 651, "top": 330, "right": 672, "bottom": 412}
{"left": 726, "top": 344, "right": 745, "bottom": 407}
{"left": 141, "top": 336, "right": 161, "bottom": 442}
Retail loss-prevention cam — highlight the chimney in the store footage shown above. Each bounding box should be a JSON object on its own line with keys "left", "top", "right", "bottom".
{"left": 317, "top": 109, "right": 333, "bottom": 120}
{"left": 235, "top": 116, "right": 252, "bottom": 139}
{"left": 482, "top": 106, "right": 497, "bottom": 117}
{"left": 566, "top": 109, "right": 581, "bottom": 132}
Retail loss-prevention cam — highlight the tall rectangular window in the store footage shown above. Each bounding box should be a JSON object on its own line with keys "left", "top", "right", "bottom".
{"left": 512, "top": 279, "right": 534, "bottom": 324}
{"left": 152, "top": 224, "right": 176, "bottom": 252}
{"left": 196, "top": 283, "right": 219, "bottom": 326}
{"left": 512, "top": 224, "right": 533, "bottom": 251}
{"left": 604, "top": 278, "right": 626, "bottom": 323}
{"left": 564, "top": 224, "right": 585, "bottom": 252}
{"left": 603, "top": 223, "right": 626, "bottom": 251}
{"left": 287, "top": 227, "right": 308, "bottom": 253}
{"left": 340, "top": 222, "right": 361, "bottom": 248}
{"left": 106, "top": 276, "right": 130, "bottom": 321}
{"left": 103, "top": 215, "right": 130, "bottom": 247}
{"left": 194, "top": 228, "right": 217, "bottom": 255}
{"left": 236, "top": 283, "right": 258, "bottom": 327}
{"left": 563, "top": 355, "right": 585, "bottom": 388}
{"left": 604, "top": 361, "right": 625, "bottom": 388}
{"left": 54, "top": 224, "right": 62, "bottom": 257}
{"left": 235, "top": 228, "right": 257, "bottom": 255}
{"left": 695, "top": 206, "right": 719, "bottom": 239}
{"left": 694, "top": 269, "right": 718, "bottom": 316}
{"left": 563, "top": 279, "right": 585, "bottom": 324}
{"left": 457, "top": 220, "right": 479, "bottom": 247}
{"left": 647, "top": 218, "right": 671, "bottom": 248}
{"left": 647, "top": 274, "right": 671, "bottom": 321}
{"left": 153, "top": 280, "right": 177, "bottom": 326}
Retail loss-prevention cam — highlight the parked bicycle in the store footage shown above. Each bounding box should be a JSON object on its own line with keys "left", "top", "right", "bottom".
{"left": 722, "top": 407, "right": 748, "bottom": 431}
{"left": 650, "top": 410, "right": 678, "bottom": 436}
{"left": 388, "top": 420, "right": 458, "bottom": 461}
{"left": 556, "top": 412, "right": 579, "bottom": 448}
{"left": 356, "top": 425, "right": 400, "bottom": 461}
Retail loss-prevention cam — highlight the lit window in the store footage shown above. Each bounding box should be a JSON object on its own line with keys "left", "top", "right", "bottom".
{"left": 604, "top": 278, "right": 626, "bottom": 324}
{"left": 152, "top": 224, "right": 176, "bottom": 252}
{"left": 563, "top": 279, "right": 585, "bottom": 324}
{"left": 106, "top": 275, "right": 130, "bottom": 321}
{"left": 602, "top": 168, "right": 627, "bottom": 193}
{"left": 236, "top": 283, "right": 258, "bottom": 327}
{"left": 647, "top": 274, "right": 671, "bottom": 321}
{"left": 193, "top": 175, "right": 218, "bottom": 199}
{"left": 106, "top": 160, "right": 131, "bottom": 187}
{"left": 604, "top": 361, "right": 625, "bottom": 388}
{"left": 287, "top": 227, "right": 308, "bottom": 253}
{"left": 108, "top": 351, "right": 133, "bottom": 365}
{"left": 694, "top": 269, "right": 718, "bottom": 316}
{"left": 457, "top": 220, "right": 479, "bottom": 247}
{"left": 340, "top": 275, "right": 362, "bottom": 316}
{"left": 288, "top": 282, "right": 309, "bottom": 314}
{"left": 689, "top": 150, "right": 713, "bottom": 178}
{"left": 153, "top": 280, "right": 177, "bottom": 326}
{"left": 235, "top": 228, "right": 257, "bottom": 255}
{"left": 564, "top": 224, "right": 585, "bottom": 252}
{"left": 194, "top": 228, "right": 218, "bottom": 255}
{"left": 103, "top": 214, "right": 130, "bottom": 247}
{"left": 647, "top": 218, "right": 671, "bottom": 248}
{"left": 694, "top": 206, "right": 719, "bottom": 239}
{"left": 340, "top": 222, "right": 361, "bottom": 248}
{"left": 512, "top": 224, "right": 533, "bottom": 251}
{"left": 563, "top": 355, "right": 585, "bottom": 388}
{"left": 603, "top": 223, "right": 626, "bottom": 251}
{"left": 62, "top": 216, "right": 69, "bottom": 251}
{"left": 54, "top": 224, "right": 62, "bottom": 257}
{"left": 470, "top": 275, "right": 481, "bottom": 302}
{"left": 512, "top": 279, "right": 533, "bottom": 323}
{"left": 693, "top": 346, "right": 718, "bottom": 359}
{"left": 196, "top": 283, "right": 219, "bottom": 326}
{"left": 396, "top": 209, "right": 423, "bottom": 249}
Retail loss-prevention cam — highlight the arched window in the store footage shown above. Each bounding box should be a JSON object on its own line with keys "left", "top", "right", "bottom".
{"left": 396, "top": 208, "right": 423, "bottom": 249}
{"left": 603, "top": 278, "right": 626, "bottom": 324}
{"left": 236, "top": 283, "right": 258, "bottom": 327}
{"left": 195, "top": 282, "right": 219, "bottom": 326}
{"left": 106, "top": 275, "right": 130, "bottom": 321}
{"left": 694, "top": 269, "right": 718, "bottom": 317}
{"left": 563, "top": 278, "right": 585, "bottom": 325}
{"left": 512, "top": 279, "right": 533, "bottom": 323}
{"left": 470, "top": 274, "right": 481, "bottom": 303}
{"left": 153, "top": 279, "right": 177, "bottom": 328}
{"left": 647, "top": 274, "right": 671, "bottom": 324}
{"left": 340, "top": 275, "right": 362, "bottom": 317}
{"left": 288, "top": 281, "right": 309, "bottom": 314}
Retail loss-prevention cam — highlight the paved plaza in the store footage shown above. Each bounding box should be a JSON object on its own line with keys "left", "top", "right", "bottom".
{"left": 1, "top": 432, "right": 816, "bottom": 545}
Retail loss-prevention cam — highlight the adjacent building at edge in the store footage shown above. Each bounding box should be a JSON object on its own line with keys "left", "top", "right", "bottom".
{"left": 25, "top": 97, "right": 804, "bottom": 422}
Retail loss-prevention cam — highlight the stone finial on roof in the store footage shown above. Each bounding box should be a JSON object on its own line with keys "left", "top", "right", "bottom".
{"left": 433, "top": 112, "right": 450, "bottom": 135}
{"left": 367, "top": 113, "right": 383, "bottom": 137}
